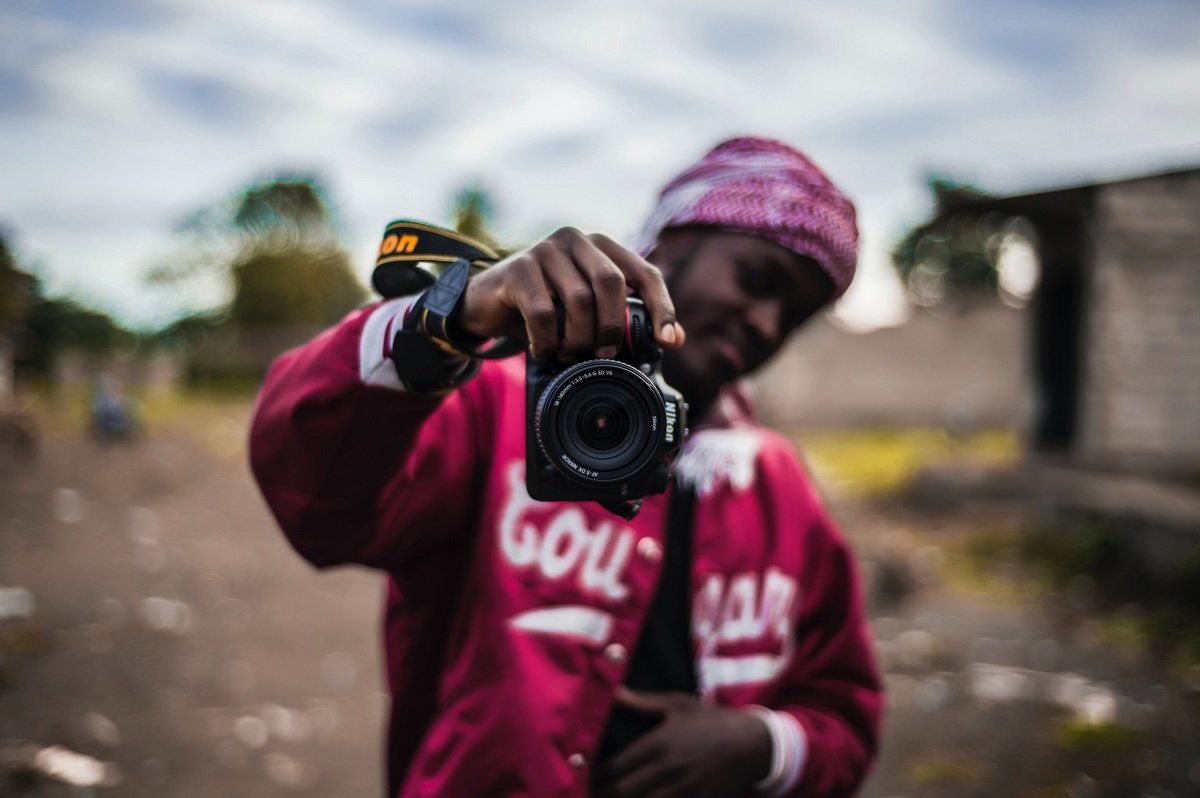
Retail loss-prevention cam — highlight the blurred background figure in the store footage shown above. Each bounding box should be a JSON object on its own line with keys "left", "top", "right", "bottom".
{"left": 89, "top": 375, "right": 139, "bottom": 443}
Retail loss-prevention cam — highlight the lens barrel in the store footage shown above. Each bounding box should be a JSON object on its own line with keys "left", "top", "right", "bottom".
{"left": 533, "top": 359, "right": 666, "bottom": 486}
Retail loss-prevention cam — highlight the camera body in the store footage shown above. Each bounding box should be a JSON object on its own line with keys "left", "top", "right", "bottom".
{"left": 526, "top": 298, "right": 687, "bottom": 516}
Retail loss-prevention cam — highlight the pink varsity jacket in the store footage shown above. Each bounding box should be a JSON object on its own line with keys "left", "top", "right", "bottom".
{"left": 249, "top": 296, "right": 882, "bottom": 797}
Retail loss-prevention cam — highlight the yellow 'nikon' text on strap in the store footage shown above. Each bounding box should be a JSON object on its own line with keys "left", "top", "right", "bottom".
{"left": 372, "top": 219, "right": 501, "bottom": 298}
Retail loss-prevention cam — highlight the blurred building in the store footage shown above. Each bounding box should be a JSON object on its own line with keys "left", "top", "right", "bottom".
{"left": 933, "top": 166, "right": 1200, "bottom": 480}
{"left": 750, "top": 303, "right": 1026, "bottom": 431}
{"left": 756, "top": 166, "right": 1200, "bottom": 482}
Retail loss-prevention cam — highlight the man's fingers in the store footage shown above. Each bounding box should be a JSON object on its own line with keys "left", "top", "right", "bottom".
{"left": 590, "top": 234, "right": 683, "bottom": 350}
{"left": 594, "top": 733, "right": 675, "bottom": 798}
{"left": 568, "top": 236, "right": 629, "bottom": 358}
{"left": 533, "top": 240, "right": 595, "bottom": 360}
{"left": 504, "top": 257, "right": 559, "bottom": 360}
{"left": 474, "top": 229, "right": 683, "bottom": 361}
{"left": 547, "top": 228, "right": 627, "bottom": 359}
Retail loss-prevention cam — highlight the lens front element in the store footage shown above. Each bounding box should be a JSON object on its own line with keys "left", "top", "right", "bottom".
{"left": 534, "top": 360, "right": 665, "bottom": 486}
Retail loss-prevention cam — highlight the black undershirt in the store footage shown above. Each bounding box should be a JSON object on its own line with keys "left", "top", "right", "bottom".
{"left": 597, "top": 482, "right": 698, "bottom": 762}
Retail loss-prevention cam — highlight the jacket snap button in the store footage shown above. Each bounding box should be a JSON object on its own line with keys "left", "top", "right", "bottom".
{"left": 636, "top": 537, "right": 662, "bottom": 563}
{"left": 567, "top": 752, "right": 587, "bottom": 770}
{"left": 603, "top": 643, "right": 627, "bottom": 663}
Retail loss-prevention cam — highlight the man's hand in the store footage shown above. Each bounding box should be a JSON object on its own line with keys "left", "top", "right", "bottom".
{"left": 456, "top": 228, "right": 685, "bottom": 362}
{"left": 593, "top": 688, "right": 772, "bottom": 798}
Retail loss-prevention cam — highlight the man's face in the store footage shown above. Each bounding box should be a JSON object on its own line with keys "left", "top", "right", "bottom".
{"left": 650, "top": 228, "right": 835, "bottom": 403}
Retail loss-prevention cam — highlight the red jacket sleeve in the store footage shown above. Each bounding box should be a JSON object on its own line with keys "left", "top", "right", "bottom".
{"left": 779, "top": 525, "right": 881, "bottom": 797}
{"left": 763, "top": 445, "right": 883, "bottom": 797}
{"left": 248, "top": 297, "right": 502, "bottom": 571}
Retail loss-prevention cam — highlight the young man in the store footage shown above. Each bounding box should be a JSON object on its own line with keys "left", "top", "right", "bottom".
{"left": 250, "top": 137, "right": 882, "bottom": 797}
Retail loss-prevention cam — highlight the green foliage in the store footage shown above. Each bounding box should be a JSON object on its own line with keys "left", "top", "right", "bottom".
{"left": 17, "top": 297, "right": 137, "bottom": 374}
{"left": 230, "top": 246, "right": 365, "bottom": 328}
{"left": 452, "top": 182, "right": 516, "bottom": 258}
{"left": 906, "top": 754, "right": 984, "bottom": 788}
{"left": 798, "top": 427, "right": 1018, "bottom": 499}
{"left": 892, "top": 175, "right": 1008, "bottom": 305}
{"left": 233, "top": 178, "right": 333, "bottom": 237}
{"left": 1015, "top": 515, "right": 1200, "bottom": 668}
{"left": 1022, "top": 518, "right": 1139, "bottom": 594}
{"left": 0, "top": 233, "right": 37, "bottom": 332}
{"left": 1054, "top": 718, "right": 1143, "bottom": 755}
{"left": 452, "top": 184, "right": 496, "bottom": 245}
{"left": 149, "top": 310, "right": 227, "bottom": 348}
{"left": 149, "top": 174, "right": 366, "bottom": 328}
{"left": 1, "top": 231, "right": 136, "bottom": 374}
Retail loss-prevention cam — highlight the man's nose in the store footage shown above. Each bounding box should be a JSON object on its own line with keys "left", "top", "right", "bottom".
{"left": 744, "top": 299, "right": 784, "bottom": 347}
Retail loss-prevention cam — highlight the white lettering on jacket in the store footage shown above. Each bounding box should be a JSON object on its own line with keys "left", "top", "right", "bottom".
{"left": 692, "top": 568, "right": 799, "bottom": 692}
{"left": 499, "top": 462, "right": 634, "bottom": 602}
{"left": 674, "top": 427, "right": 761, "bottom": 497}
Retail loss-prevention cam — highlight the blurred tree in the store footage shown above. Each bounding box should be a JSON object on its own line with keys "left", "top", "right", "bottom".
{"left": 149, "top": 174, "right": 367, "bottom": 328}
{"left": 892, "top": 175, "right": 1007, "bottom": 306}
{"left": 230, "top": 247, "right": 366, "bottom": 327}
{"left": 19, "top": 297, "right": 136, "bottom": 373}
{"left": 451, "top": 183, "right": 513, "bottom": 258}
{"left": 452, "top": 184, "right": 499, "bottom": 249}
{"left": 0, "top": 232, "right": 36, "bottom": 334}
{"left": 3, "top": 230, "right": 133, "bottom": 376}
{"left": 226, "top": 179, "right": 366, "bottom": 328}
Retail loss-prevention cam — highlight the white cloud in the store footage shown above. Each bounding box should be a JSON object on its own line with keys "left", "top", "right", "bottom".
{"left": 1, "top": 0, "right": 1198, "bottom": 329}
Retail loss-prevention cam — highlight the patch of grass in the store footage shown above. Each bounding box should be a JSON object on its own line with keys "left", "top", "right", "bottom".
{"left": 1097, "top": 605, "right": 1153, "bottom": 651}
{"left": 795, "top": 426, "right": 1019, "bottom": 499}
{"left": 19, "top": 382, "right": 254, "bottom": 462}
{"left": 957, "top": 513, "right": 1200, "bottom": 672}
{"left": 1021, "top": 518, "right": 1144, "bottom": 597}
{"left": 1054, "top": 718, "right": 1144, "bottom": 755}
{"left": 938, "top": 525, "right": 1050, "bottom": 603}
{"left": 907, "top": 754, "right": 985, "bottom": 788}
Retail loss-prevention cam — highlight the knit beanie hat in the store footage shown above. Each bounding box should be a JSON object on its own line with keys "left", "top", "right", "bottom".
{"left": 636, "top": 136, "right": 858, "bottom": 299}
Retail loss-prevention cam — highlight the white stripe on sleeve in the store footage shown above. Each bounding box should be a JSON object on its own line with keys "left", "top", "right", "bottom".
{"left": 358, "top": 295, "right": 422, "bottom": 390}
{"left": 746, "top": 706, "right": 808, "bottom": 796}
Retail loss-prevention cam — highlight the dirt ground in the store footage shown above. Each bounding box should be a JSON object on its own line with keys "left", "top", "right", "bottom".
{"left": 1, "top": 405, "right": 1197, "bottom": 797}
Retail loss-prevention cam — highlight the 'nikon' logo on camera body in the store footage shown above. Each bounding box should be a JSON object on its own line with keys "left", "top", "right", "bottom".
{"left": 664, "top": 401, "right": 677, "bottom": 444}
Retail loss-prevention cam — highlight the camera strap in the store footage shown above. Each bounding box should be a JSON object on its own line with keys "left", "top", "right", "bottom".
{"left": 372, "top": 220, "right": 501, "bottom": 298}
{"left": 373, "top": 220, "right": 524, "bottom": 361}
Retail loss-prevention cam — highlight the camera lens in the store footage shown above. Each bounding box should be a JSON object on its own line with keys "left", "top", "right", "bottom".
{"left": 534, "top": 359, "right": 665, "bottom": 485}
{"left": 580, "top": 404, "right": 626, "bottom": 448}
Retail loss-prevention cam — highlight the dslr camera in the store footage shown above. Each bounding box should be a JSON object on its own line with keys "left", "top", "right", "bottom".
{"left": 526, "top": 298, "right": 688, "bottom": 519}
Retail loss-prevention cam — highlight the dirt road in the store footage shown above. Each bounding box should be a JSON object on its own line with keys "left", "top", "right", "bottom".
{"left": 2, "top": 407, "right": 1196, "bottom": 797}
{"left": 2, "top": 411, "right": 386, "bottom": 797}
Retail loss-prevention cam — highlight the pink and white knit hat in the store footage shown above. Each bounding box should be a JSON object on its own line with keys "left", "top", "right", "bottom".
{"left": 636, "top": 136, "right": 858, "bottom": 299}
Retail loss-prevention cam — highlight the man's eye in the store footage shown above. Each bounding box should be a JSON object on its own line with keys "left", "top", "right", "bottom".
{"left": 736, "top": 262, "right": 774, "bottom": 296}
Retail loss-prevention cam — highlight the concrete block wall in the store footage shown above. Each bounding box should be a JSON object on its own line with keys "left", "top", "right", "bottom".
{"left": 1080, "top": 171, "right": 1200, "bottom": 474}
{"left": 748, "top": 302, "right": 1028, "bottom": 430}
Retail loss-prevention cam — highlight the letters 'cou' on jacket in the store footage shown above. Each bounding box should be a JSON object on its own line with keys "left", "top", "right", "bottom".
{"left": 249, "top": 296, "right": 883, "bottom": 797}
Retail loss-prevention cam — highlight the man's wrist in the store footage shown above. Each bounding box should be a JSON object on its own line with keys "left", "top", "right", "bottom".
{"left": 744, "top": 707, "right": 808, "bottom": 796}
{"left": 402, "top": 299, "right": 478, "bottom": 393}
{"left": 408, "top": 258, "right": 485, "bottom": 359}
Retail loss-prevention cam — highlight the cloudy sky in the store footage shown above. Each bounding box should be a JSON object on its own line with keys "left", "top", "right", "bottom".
{"left": 2, "top": 0, "right": 1198, "bottom": 330}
